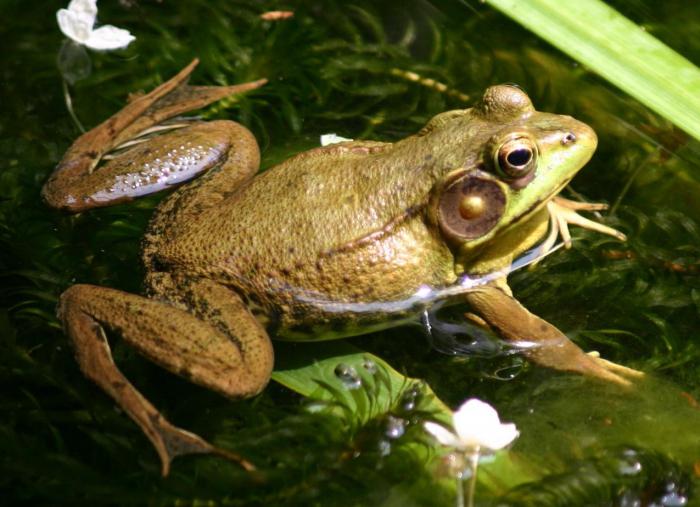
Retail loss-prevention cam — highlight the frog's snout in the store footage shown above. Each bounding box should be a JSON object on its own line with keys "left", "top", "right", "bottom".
{"left": 565, "top": 119, "right": 598, "bottom": 151}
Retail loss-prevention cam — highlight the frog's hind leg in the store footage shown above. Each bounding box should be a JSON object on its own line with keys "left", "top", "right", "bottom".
{"left": 48, "top": 119, "right": 260, "bottom": 214}
{"left": 43, "top": 59, "right": 265, "bottom": 213}
{"left": 59, "top": 280, "right": 273, "bottom": 476}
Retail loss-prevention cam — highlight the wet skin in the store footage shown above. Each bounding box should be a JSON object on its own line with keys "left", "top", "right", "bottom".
{"left": 42, "top": 60, "right": 640, "bottom": 475}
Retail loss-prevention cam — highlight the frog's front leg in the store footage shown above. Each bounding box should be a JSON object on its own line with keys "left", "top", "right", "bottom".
{"left": 464, "top": 284, "right": 642, "bottom": 385}
{"left": 42, "top": 59, "right": 265, "bottom": 213}
{"left": 59, "top": 279, "right": 273, "bottom": 475}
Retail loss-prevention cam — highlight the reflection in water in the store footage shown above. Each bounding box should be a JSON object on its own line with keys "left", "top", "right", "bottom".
{"left": 288, "top": 240, "right": 563, "bottom": 357}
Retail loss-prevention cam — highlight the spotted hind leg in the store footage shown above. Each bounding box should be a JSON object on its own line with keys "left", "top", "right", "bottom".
{"left": 42, "top": 59, "right": 265, "bottom": 213}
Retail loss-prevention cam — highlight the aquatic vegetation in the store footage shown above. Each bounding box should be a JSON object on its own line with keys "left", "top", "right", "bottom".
{"left": 425, "top": 399, "right": 519, "bottom": 507}
{"left": 425, "top": 398, "right": 518, "bottom": 452}
{"left": 486, "top": 0, "right": 700, "bottom": 142}
{"left": 2, "top": 0, "right": 700, "bottom": 505}
{"left": 56, "top": 0, "right": 135, "bottom": 130}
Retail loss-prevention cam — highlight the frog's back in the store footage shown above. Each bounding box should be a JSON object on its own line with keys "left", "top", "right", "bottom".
{"left": 152, "top": 138, "right": 457, "bottom": 328}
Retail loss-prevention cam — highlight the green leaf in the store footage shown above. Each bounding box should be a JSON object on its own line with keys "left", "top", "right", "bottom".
{"left": 485, "top": 0, "right": 700, "bottom": 141}
{"left": 271, "top": 341, "right": 541, "bottom": 498}
{"left": 271, "top": 340, "right": 452, "bottom": 424}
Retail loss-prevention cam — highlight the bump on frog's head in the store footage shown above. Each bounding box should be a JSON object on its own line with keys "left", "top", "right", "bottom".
{"left": 417, "top": 85, "right": 532, "bottom": 139}
{"left": 475, "top": 84, "right": 535, "bottom": 121}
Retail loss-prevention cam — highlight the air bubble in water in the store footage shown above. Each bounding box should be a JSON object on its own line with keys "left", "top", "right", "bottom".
{"left": 661, "top": 491, "right": 687, "bottom": 506}
{"left": 361, "top": 358, "right": 377, "bottom": 374}
{"left": 618, "top": 449, "right": 642, "bottom": 476}
{"left": 400, "top": 384, "right": 421, "bottom": 411}
{"left": 378, "top": 439, "right": 391, "bottom": 456}
{"left": 334, "top": 363, "right": 361, "bottom": 389}
{"left": 385, "top": 415, "right": 405, "bottom": 439}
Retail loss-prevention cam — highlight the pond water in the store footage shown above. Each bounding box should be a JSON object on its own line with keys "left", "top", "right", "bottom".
{"left": 2, "top": 1, "right": 700, "bottom": 505}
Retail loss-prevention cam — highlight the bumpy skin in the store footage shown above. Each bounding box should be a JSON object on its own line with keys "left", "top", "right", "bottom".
{"left": 141, "top": 86, "right": 595, "bottom": 338}
{"left": 43, "top": 61, "right": 638, "bottom": 476}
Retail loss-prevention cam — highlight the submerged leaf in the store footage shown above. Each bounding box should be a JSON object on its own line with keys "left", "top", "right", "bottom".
{"left": 272, "top": 341, "right": 452, "bottom": 425}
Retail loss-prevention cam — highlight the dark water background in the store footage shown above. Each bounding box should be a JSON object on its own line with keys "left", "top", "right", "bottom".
{"left": 2, "top": 1, "right": 700, "bottom": 505}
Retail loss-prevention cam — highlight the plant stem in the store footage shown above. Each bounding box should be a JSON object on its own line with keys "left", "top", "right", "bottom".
{"left": 466, "top": 450, "right": 480, "bottom": 507}
{"left": 456, "top": 474, "right": 464, "bottom": 507}
{"left": 62, "top": 79, "right": 85, "bottom": 133}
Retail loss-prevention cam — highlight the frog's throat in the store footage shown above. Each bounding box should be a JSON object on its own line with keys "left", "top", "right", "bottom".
{"left": 505, "top": 174, "right": 575, "bottom": 237}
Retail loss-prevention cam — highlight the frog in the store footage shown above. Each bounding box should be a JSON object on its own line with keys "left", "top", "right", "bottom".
{"left": 42, "top": 60, "right": 641, "bottom": 476}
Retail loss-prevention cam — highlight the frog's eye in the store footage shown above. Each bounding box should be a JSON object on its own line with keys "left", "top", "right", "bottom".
{"left": 495, "top": 136, "right": 538, "bottom": 179}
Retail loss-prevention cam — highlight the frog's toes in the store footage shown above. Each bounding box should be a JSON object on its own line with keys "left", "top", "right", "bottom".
{"left": 587, "top": 351, "right": 645, "bottom": 379}
{"left": 552, "top": 196, "right": 609, "bottom": 211}
{"left": 561, "top": 349, "right": 638, "bottom": 387}
{"left": 157, "top": 419, "right": 255, "bottom": 476}
{"left": 546, "top": 197, "right": 627, "bottom": 246}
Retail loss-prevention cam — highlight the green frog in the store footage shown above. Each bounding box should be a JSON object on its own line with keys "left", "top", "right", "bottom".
{"left": 42, "top": 60, "right": 640, "bottom": 476}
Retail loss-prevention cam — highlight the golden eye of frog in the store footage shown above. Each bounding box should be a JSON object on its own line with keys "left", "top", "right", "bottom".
{"left": 42, "top": 60, "right": 641, "bottom": 476}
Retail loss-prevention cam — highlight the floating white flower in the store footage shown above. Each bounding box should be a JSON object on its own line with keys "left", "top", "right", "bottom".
{"left": 320, "top": 133, "right": 353, "bottom": 146}
{"left": 425, "top": 399, "right": 518, "bottom": 507}
{"left": 57, "top": 0, "right": 135, "bottom": 50}
{"left": 425, "top": 398, "right": 518, "bottom": 452}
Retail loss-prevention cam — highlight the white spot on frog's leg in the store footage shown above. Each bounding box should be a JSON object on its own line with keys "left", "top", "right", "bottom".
{"left": 89, "top": 144, "right": 223, "bottom": 203}
{"left": 320, "top": 133, "right": 353, "bottom": 146}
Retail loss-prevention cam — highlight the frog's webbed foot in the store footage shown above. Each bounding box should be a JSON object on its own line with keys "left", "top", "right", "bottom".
{"left": 107, "top": 62, "right": 267, "bottom": 154}
{"left": 42, "top": 59, "right": 266, "bottom": 213}
{"left": 527, "top": 344, "right": 644, "bottom": 387}
{"left": 586, "top": 351, "right": 645, "bottom": 381}
{"left": 535, "top": 196, "right": 626, "bottom": 261}
{"left": 463, "top": 285, "right": 642, "bottom": 387}
{"left": 59, "top": 281, "right": 273, "bottom": 476}
{"left": 131, "top": 403, "right": 256, "bottom": 476}
{"left": 156, "top": 419, "right": 255, "bottom": 476}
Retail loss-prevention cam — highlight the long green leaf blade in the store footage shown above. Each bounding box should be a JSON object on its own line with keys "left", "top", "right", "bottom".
{"left": 485, "top": 0, "right": 700, "bottom": 140}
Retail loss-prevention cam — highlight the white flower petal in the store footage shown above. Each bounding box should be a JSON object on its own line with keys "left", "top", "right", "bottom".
{"left": 452, "top": 398, "right": 518, "bottom": 451}
{"left": 478, "top": 422, "right": 519, "bottom": 450}
{"left": 84, "top": 25, "right": 135, "bottom": 50}
{"left": 57, "top": 9, "right": 92, "bottom": 43}
{"left": 320, "top": 133, "right": 353, "bottom": 146}
{"left": 453, "top": 399, "right": 499, "bottom": 436}
{"left": 67, "top": 0, "right": 97, "bottom": 24}
{"left": 424, "top": 422, "right": 462, "bottom": 448}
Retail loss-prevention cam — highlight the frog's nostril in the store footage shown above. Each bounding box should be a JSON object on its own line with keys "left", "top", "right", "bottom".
{"left": 561, "top": 132, "right": 577, "bottom": 145}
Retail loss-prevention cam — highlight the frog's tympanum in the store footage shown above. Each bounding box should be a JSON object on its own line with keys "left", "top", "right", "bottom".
{"left": 43, "top": 60, "right": 641, "bottom": 475}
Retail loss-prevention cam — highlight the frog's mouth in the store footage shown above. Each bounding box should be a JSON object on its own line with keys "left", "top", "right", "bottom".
{"left": 506, "top": 173, "right": 575, "bottom": 233}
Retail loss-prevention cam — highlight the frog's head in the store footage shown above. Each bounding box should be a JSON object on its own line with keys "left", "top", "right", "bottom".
{"left": 427, "top": 84, "right": 597, "bottom": 258}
